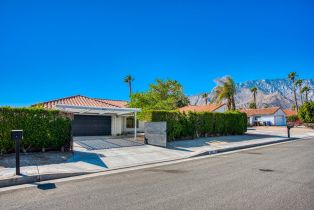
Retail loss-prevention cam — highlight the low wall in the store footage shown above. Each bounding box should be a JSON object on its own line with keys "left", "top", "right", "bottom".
{"left": 144, "top": 122, "right": 167, "bottom": 147}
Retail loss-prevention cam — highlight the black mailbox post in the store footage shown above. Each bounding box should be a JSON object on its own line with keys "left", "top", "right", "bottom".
{"left": 287, "top": 124, "right": 294, "bottom": 138}
{"left": 11, "top": 130, "right": 23, "bottom": 175}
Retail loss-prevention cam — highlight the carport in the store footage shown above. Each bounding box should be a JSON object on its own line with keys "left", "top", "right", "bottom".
{"left": 55, "top": 104, "right": 141, "bottom": 140}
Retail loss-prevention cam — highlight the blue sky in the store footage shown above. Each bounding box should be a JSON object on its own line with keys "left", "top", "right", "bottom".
{"left": 1, "top": 0, "right": 313, "bottom": 106}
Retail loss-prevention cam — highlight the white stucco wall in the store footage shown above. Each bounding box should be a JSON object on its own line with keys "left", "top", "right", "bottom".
{"left": 111, "top": 115, "right": 123, "bottom": 136}
{"left": 249, "top": 109, "right": 287, "bottom": 126}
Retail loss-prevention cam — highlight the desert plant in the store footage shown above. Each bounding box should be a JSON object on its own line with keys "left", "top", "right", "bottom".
{"left": 301, "top": 86, "right": 310, "bottom": 102}
{"left": 295, "top": 79, "right": 303, "bottom": 105}
{"left": 212, "top": 76, "right": 236, "bottom": 110}
{"left": 124, "top": 75, "right": 135, "bottom": 97}
{"left": 298, "top": 102, "right": 314, "bottom": 123}
{"left": 288, "top": 72, "right": 298, "bottom": 111}
{"left": 250, "top": 87, "right": 258, "bottom": 106}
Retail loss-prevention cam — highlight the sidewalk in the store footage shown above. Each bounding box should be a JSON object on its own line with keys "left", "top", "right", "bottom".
{"left": 1, "top": 127, "right": 313, "bottom": 188}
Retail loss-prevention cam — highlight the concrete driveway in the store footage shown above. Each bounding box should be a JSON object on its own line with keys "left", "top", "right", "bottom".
{"left": 73, "top": 136, "right": 143, "bottom": 150}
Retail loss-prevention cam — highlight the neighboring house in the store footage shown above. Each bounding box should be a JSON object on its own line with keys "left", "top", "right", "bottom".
{"left": 178, "top": 104, "right": 227, "bottom": 113}
{"left": 283, "top": 109, "right": 297, "bottom": 117}
{"left": 32, "top": 95, "right": 144, "bottom": 136}
{"left": 240, "top": 107, "right": 287, "bottom": 126}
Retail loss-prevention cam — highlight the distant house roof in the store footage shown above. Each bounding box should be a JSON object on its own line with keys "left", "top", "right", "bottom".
{"left": 283, "top": 109, "right": 297, "bottom": 116}
{"left": 178, "top": 104, "right": 225, "bottom": 113}
{"left": 240, "top": 107, "right": 281, "bottom": 117}
{"left": 32, "top": 95, "right": 128, "bottom": 109}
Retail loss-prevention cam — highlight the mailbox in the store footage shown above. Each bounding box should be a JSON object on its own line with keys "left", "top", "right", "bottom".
{"left": 11, "top": 130, "right": 23, "bottom": 141}
{"left": 286, "top": 124, "right": 294, "bottom": 138}
{"left": 11, "top": 130, "right": 23, "bottom": 175}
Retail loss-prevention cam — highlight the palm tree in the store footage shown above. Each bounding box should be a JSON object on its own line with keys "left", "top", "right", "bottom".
{"left": 202, "top": 93, "right": 209, "bottom": 105}
{"left": 295, "top": 79, "right": 303, "bottom": 105}
{"left": 124, "top": 75, "right": 134, "bottom": 97}
{"left": 301, "top": 86, "right": 310, "bottom": 102}
{"left": 288, "top": 72, "right": 298, "bottom": 112}
{"left": 250, "top": 86, "right": 258, "bottom": 108}
{"left": 212, "top": 76, "right": 236, "bottom": 110}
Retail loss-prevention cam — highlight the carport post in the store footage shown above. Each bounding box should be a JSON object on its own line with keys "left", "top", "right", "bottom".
{"left": 134, "top": 112, "right": 137, "bottom": 140}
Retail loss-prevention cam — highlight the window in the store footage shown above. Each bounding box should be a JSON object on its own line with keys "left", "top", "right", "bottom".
{"left": 126, "top": 117, "right": 139, "bottom": 128}
{"left": 254, "top": 116, "right": 261, "bottom": 121}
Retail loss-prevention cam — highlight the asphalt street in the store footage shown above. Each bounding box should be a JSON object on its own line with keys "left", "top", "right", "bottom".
{"left": 0, "top": 138, "right": 313, "bottom": 210}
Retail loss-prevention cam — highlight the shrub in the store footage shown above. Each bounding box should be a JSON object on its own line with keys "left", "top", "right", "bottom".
{"left": 0, "top": 107, "right": 71, "bottom": 154}
{"left": 287, "top": 115, "right": 299, "bottom": 122}
{"left": 150, "top": 110, "right": 247, "bottom": 141}
{"left": 298, "top": 102, "right": 314, "bottom": 123}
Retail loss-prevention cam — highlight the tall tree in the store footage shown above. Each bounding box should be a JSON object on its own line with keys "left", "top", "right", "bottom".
{"left": 295, "top": 79, "right": 303, "bottom": 105}
{"left": 250, "top": 86, "right": 258, "bottom": 108}
{"left": 212, "top": 76, "right": 236, "bottom": 110}
{"left": 124, "top": 75, "right": 134, "bottom": 97}
{"left": 202, "top": 93, "right": 209, "bottom": 105}
{"left": 301, "top": 86, "right": 310, "bottom": 102}
{"left": 288, "top": 72, "right": 298, "bottom": 112}
{"left": 129, "top": 79, "right": 189, "bottom": 110}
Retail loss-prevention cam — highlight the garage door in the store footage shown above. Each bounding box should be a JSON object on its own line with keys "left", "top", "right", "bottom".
{"left": 72, "top": 115, "right": 111, "bottom": 136}
{"left": 275, "top": 116, "right": 286, "bottom": 126}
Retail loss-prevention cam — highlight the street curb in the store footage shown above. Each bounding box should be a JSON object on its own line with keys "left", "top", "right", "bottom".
{"left": 190, "top": 137, "right": 299, "bottom": 157}
{"left": 0, "top": 137, "right": 301, "bottom": 189}
{"left": 0, "top": 172, "right": 92, "bottom": 188}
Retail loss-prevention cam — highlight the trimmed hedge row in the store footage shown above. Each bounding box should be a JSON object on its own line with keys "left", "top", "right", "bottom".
{"left": 150, "top": 110, "right": 247, "bottom": 141}
{"left": 0, "top": 107, "right": 71, "bottom": 154}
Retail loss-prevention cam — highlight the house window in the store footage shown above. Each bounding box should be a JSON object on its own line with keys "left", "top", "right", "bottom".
{"left": 126, "top": 117, "right": 139, "bottom": 128}
{"left": 254, "top": 116, "right": 261, "bottom": 121}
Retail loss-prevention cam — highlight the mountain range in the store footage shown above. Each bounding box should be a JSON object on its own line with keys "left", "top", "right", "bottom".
{"left": 188, "top": 78, "right": 314, "bottom": 109}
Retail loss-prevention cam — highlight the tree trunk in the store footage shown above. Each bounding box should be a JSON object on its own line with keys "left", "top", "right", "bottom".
{"left": 129, "top": 82, "right": 132, "bottom": 97}
{"left": 253, "top": 93, "right": 256, "bottom": 104}
{"left": 294, "top": 87, "right": 299, "bottom": 112}
{"left": 300, "top": 88, "right": 303, "bottom": 105}
{"left": 227, "top": 99, "right": 232, "bottom": 110}
{"left": 231, "top": 95, "right": 236, "bottom": 110}
{"left": 306, "top": 91, "right": 309, "bottom": 102}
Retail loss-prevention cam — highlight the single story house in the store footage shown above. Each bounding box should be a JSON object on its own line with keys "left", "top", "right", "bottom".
{"left": 178, "top": 104, "right": 227, "bottom": 113}
{"left": 240, "top": 107, "right": 287, "bottom": 126}
{"left": 283, "top": 109, "right": 297, "bottom": 117}
{"left": 32, "top": 95, "right": 144, "bottom": 137}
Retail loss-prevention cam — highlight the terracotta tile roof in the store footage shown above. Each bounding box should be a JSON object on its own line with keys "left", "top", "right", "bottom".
{"left": 240, "top": 107, "right": 281, "bottom": 116}
{"left": 32, "top": 95, "right": 129, "bottom": 109}
{"left": 283, "top": 109, "right": 297, "bottom": 116}
{"left": 179, "top": 104, "right": 225, "bottom": 113}
{"left": 94, "top": 98, "right": 128, "bottom": 108}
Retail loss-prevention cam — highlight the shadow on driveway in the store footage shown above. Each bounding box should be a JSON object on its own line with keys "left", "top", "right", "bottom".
{"left": 0, "top": 150, "right": 108, "bottom": 169}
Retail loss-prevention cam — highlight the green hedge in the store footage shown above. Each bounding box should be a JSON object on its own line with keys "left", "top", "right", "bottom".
{"left": 150, "top": 110, "right": 247, "bottom": 141}
{"left": 298, "top": 102, "right": 314, "bottom": 123}
{"left": 0, "top": 107, "right": 71, "bottom": 154}
{"left": 287, "top": 114, "right": 299, "bottom": 122}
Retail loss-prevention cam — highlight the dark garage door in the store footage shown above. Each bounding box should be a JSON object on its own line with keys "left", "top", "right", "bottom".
{"left": 72, "top": 115, "right": 111, "bottom": 136}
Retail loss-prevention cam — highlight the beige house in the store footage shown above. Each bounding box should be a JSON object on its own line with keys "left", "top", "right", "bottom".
{"left": 32, "top": 95, "right": 144, "bottom": 136}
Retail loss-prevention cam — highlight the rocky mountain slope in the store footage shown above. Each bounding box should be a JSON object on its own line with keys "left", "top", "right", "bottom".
{"left": 188, "top": 79, "right": 314, "bottom": 109}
